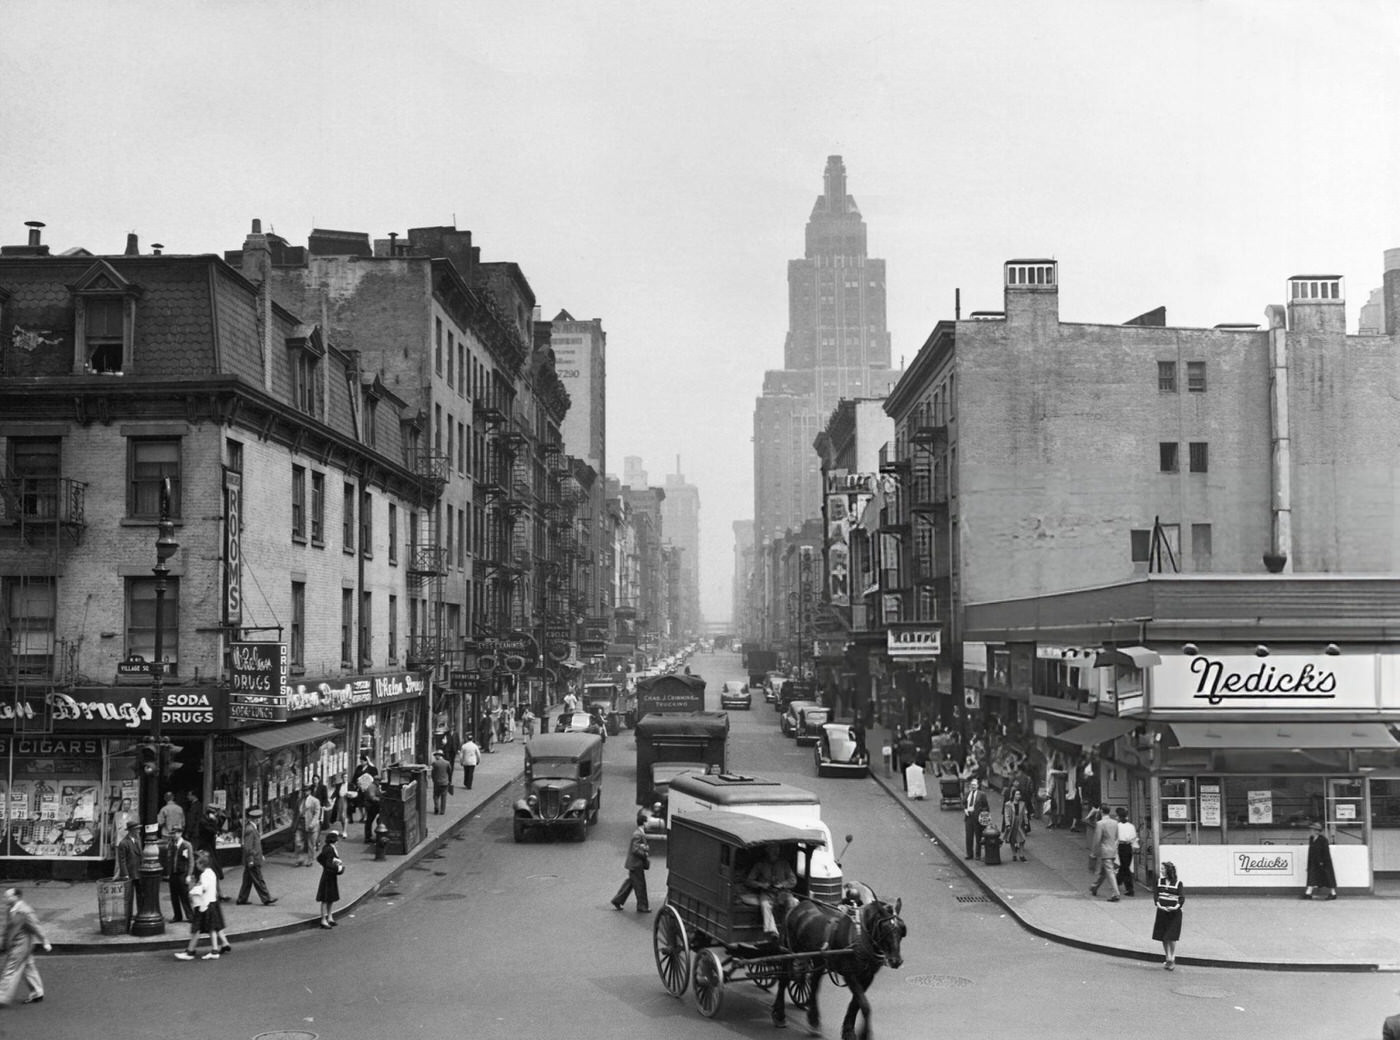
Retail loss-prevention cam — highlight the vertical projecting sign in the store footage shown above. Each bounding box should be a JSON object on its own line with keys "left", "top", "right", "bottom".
{"left": 229, "top": 642, "right": 288, "bottom": 723}
{"left": 224, "top": 467, "right": 242, "bottom": 625}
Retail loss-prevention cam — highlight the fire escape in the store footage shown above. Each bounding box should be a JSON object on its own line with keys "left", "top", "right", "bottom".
{"left": 907, "top": 401, "right": 950, "bottom": 623}
{"left": 476, "top": 397, "right": 524, "bottom": 636}
{"left": 0, "top": 469, "right": 88, "bottom": 732}
{"left": 406, "top": 446, "right": 449, "bottom": 670}
{"left": 542, "top": 444, "right": 576, "bottom": 645}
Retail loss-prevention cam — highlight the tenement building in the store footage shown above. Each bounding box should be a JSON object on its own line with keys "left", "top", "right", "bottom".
{"left": 881, "top": 256, "right": 1400, "bottom": 891}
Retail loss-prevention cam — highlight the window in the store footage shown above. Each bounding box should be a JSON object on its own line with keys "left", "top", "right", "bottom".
{"left": 4, "top": 577, "right": 55, "bottom": 678}
{"left": 290, "top": 582, "right": 306, "bottom": 670}
{"left": 294, "top": 351, "right": 319, "bottom": 414}
{"left": 458, "top": 341, "right": 465, "bottom": 396}
{"left": 341, "top": 589, "right": 354, "bottom": 666}
{"left": 129, "top": 439, "right": 181, "bottom": 518}
{"left": 360, "top": 490, "right": 373, "bottom": 558}
{"left": 1130, "top": 529, "right": 1151, "bottom": 563}
{"left": 446, "top": 504, "right": 454, "bottom": 565}
{"left": 8, "top": 437, "right": 61, "bottom": 519}
{"left": 388, "top": 503, "right": 398, "bottom": 564}
{"left": 435, "top": 404, "right": 442, "bottom": 453}
{"left": 81, "top": 297, "right": 128, "bottom": 373}
{"left": 226, "top": 438, "right": 243, "bottom": 474}
{"left": 291, "top": 466, "right": 306, "bottom": 540}
{"left": 1189, "top": 442, "right": 1209, "bottom": 473}
{"left": 447, "top": 332, "right": 455, "bottom": 386}
{"left": 446, "top": 422, "right": 454, "bottom": 480}
{"left": 310, "top": 472, "right": 325, "bottom": 544}
{"left": 458, "top": 421, "right": 465, "bottom": 474}
{"left": 343, "top": 483, "right": 355, "bottom": 552}
{"left": 1187, "top": 361, "right": 1207, "bottom": 392}
{"left": 388, "top": 594, "right": 398, "bottom": 662}
{"left": 1159, "top": 442, "right": 1179, "bottom": 473}
{"left": 127, "top": 577, "right": 179, "bottom": 675}
{"left": 458, "top": 509, "right": 466, "bottom": 568}
{"left": 360, "top": 591, "right": 372, "bottom": 666}
{"left": 1191, "top": 523, "right": 1213, "bottom": 571}
{"left": 364, "top": 396, "right": 378, "bottom": 449}
{"left": 1158, "top": 361, "right": 1177, "bottom": 392}
{"left": 435, "top": 317, "right": 443, "bottom": 375}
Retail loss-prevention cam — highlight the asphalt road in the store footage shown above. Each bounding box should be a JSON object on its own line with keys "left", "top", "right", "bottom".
{"left": 16, "top": 649, "right": 1400, "bottom": 1040}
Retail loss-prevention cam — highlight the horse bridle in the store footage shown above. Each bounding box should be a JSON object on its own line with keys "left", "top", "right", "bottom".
{"left": 852, "top": 900, "right": 904, "bottom": 968}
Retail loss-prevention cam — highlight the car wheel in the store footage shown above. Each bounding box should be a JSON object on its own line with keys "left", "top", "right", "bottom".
{"left": 513, "top": 821, "right": 526, "bottom": 843}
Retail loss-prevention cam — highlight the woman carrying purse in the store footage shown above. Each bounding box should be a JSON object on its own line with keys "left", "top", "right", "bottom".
{"left": 1002, "top": 786, "right": 1029, "bottom": 862}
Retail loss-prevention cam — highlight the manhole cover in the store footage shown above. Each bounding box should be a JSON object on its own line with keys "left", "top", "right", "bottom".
{"left": 427, "top": 893, "right": 468, "bottom": 901}
{"left": 1172, "top": 985, "right": 1233, "bottom": 999}
{"left": 253, "top": 1032, "right": 319, "bottom": 1040}
{"left": 954, "top": 895, "right": 991, "bottom": 904}
{"left": 906, "top": 974, "right": 974, "bottom": 989}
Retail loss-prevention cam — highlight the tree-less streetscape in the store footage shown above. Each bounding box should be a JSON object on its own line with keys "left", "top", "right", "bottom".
{"left": 24, "top": 651, "right": 1400, "bottom": 1040}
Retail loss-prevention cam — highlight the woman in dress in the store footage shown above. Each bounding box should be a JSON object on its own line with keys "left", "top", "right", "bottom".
{"left": 316, "top": 830, "right": 344, "bottom": 928}
{"left": 177, "top": 849, "right": 229, "bottom": 960}
{"left": 1002, "top": 786, "right": 1029, "bottom": 862}
{"left": 1152, "top": 860, "right": 1185, "bottom": 970}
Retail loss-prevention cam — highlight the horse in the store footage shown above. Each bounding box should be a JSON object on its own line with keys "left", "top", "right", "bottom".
{"left": 770, "top": 892, "right": 906, "bottom": 1040}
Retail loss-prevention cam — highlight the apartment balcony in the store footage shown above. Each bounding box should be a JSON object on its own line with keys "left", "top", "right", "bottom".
{"left": 878, "top": 442, "right": 909, "bottom": 474}
{"left": 910, "top": 475, "right": 949, "bottom": 518}
{"left": 413, "top": 452, "right": 450, "bottom": 487}
{"left": 406, "top": 634, "right": 448, "bottom": 668}
{"left": 0, "top": 475, "right": 88, "bottom": 546}
{"left": 910, "top": 421, "right": 948, "bottom": 451}
{"left": 474, "top": 397, "right": 506, "bottom": 426}
{"left": 407, "top": 544, "right": 448, "bottom": 583}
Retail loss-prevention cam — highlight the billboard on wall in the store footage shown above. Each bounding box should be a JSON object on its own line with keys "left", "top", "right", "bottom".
{"left": 1153, "top": 653, "right": 1379, "bottom": 712}
{"left": 824, "top": 471, "right": 875, "bottom": 607}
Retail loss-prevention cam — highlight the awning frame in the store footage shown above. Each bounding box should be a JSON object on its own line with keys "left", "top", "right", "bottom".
{"left": 234, "top": 720, "right": 343, "bottom": 752}
{"left": 1094, "top": 645, "right": 1162, "bottom": 669}
{"left": 1051, "top": 716, "right": 1139, "bottom": 747}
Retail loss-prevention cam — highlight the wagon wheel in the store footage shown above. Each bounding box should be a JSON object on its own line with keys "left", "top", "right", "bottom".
{"left": 653, "top": 905, "right": 691, "bottom": 997}
{"left": 692, "top": 948, "right": 726, "bottom": 1018}
{"left": 748, "top": 958, "right": 778, "bottom": 991}
{"left": 785, "top": 962, "right": 817, "bottom": 1010}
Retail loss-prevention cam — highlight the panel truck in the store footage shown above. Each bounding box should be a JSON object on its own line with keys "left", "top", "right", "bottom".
{"left": 634, "top": 672, "right": 706, "bottom": 721}
{"left": 745, "top": 648, "right": 778, "bottom": 689}
{"left": 634, "top": 710, "right": 729, "bottom": 826}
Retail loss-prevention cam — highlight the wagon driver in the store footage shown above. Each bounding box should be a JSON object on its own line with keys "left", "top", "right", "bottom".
{"left": 743, "top": 843, "right": 798, "bottom": 938}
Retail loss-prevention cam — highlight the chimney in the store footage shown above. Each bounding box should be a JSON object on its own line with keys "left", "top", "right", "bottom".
{"left": 27, "top": 221, "right": 44, "bottom": 248}
{"left": 388, "top": 232, "right": 399, "bottom": 256}
{"left": 151, "top": 243, "right": 164, "bottom": 256}
{"left": 1003, "top": 258, "right": 1059, "bottom": 326}
{"left": 125, "top": 232, "right": 139, "bottom": 256}
{"left": 1, "top": 220, "right": 50, "bottom": 257}
{"left": 1382, "top": 249, "right": 1400, "bottom": 335}
{"left": 239, "top": 218, "right": 275, "bottom": 391}
{"left": 1286, "top": 275, "right": 1345, "bottom": 334}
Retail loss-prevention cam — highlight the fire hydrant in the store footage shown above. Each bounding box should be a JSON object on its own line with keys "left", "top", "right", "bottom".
{"left": 373, "top": 816, "right": 389, "bottom": 861}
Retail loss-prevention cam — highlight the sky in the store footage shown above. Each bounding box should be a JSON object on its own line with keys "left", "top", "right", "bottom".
{"left": 5, "top": 0, "right": 1399, "bottom": 624}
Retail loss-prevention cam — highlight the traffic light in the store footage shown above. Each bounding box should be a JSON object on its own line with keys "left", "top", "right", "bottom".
{"left": 135, "top": 742, "right": 159, "bottom": 777}
{"left": 161, "top": 742, "right": 183, "bottom": 775}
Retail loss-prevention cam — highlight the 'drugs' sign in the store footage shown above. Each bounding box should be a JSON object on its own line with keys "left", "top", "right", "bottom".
{"left": 229, "top": 642, "right": 289, "bottom": 723}
{"left": 1154, "top": 654, "right": 1378, "bottom": 712}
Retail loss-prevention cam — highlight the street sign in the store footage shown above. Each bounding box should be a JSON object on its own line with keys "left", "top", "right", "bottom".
{"left": 579, "top": 639, "right": 607, "bottom": 656}
{"left": 450, "top": 670, "right": 482, "bottom": 692}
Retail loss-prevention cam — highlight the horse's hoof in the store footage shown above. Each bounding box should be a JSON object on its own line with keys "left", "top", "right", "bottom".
{"left": 771, "top": 1016, "right": 787, "bottom": 1030}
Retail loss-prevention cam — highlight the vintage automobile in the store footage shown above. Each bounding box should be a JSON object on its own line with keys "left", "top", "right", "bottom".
{"left": 555, "top": 710, "right": 608, "bottom": 742}
{"left": 719, "top": 680, "right": 752, "bottom": 710}
{"left": 793, "top": 704, "right": 830, "bottom": 746}
{"left": 584, "top": 681, "right": 634, "bottom": 734}
{"left": 814, "top": 722, "right": 870, "bottom": 778}
{"left": 780, "top": 699, "right": 818, "bottom": 738}
{"left": 513, "top": 732, "right": 604, "bottom": 842}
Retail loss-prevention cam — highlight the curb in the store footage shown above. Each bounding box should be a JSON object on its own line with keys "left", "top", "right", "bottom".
{"left": 868, "top": 765, "right": 1382, "bottom": 974}
{"left": 50, "top": 771, "right": 522, "bottom": 956}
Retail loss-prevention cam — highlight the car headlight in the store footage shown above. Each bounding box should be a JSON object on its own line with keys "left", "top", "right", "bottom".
{"left": 527, "top": 795, "right": 538, "bottom": 809}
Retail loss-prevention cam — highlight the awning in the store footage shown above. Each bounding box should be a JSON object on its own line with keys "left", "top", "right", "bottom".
{"left": 1094, "top": 645, "right": 1161, "bottom": 669}
{"left": 235, "top": 720, "right": 342, "bottom": 752}
{"left": 1052, "top": 716, "right": 1139, "bottom": 747}
{"left": 1167, "top": 722, "right": 1400, "bottom": 750}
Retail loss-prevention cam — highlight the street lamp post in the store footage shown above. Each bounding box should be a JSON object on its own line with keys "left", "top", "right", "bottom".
{"left": 131, "top": 478, "right": 178, "bottom": 937}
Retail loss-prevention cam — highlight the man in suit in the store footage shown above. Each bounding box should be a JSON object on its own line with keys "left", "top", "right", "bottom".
{"left": 235, "top": 807, "right": 277, "bottom": 906}
{"left": 113, "top": 820, "right": 143, "bottom": 930}
{"left": 164, "top": 827, "right": 196, "bottom": 922}
{"left": 963, "top": 778, "right": 990, "bottom": 860}
{"left": 610, "top": 810, "right": 652, "bottom": 913}
{"left": 0, "top": 887, "right": 50, "bottom": 1006}
{"left": 1089, "top": 803, "right": 1121, "bottom": 901}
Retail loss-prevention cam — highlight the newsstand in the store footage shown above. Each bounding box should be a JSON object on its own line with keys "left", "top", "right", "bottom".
{"left": 379, "top": 765, "right": 429, "bottom": 854}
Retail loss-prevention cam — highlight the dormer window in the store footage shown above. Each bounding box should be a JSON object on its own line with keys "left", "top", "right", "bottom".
{"left": 71, "top": 260, "right": 140, "bottom": 375}
{"left": 286, "top": 324, "right": 325, "bottom": 419}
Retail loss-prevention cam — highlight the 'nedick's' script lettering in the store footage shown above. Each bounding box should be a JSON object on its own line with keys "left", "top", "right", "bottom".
{"left": 1190, "top": 656, "right": 1337, "bottom": 705}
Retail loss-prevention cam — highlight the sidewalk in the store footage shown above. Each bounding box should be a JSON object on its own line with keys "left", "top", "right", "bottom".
{"left": 868, "top": 724, "right": 1400, "bottom": 972}
{"left": 21, "top": 731, "right": 528, "bottom": 954}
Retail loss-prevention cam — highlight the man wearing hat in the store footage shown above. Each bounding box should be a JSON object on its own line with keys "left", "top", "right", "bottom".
{"left": 235, "top": 807, "right": 277, "bottom": 906}
{"left": 430, "top": 749, "right": 452, "bottom": 815}
{"left": 113, "top": 820, "right": 144, "bottom": 931}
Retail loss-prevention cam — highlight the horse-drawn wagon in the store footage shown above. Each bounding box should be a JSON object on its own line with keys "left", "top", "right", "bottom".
{"left": 653, "top": 810, "right": 905, "bottom": 1038}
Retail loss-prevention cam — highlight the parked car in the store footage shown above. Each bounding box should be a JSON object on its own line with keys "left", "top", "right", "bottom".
{"left": 719, "top": 680, "right": 752, "bottom": 710}
{"left": 814, "top": 722, "right": 870, "bottom": 778}
{"left": 555, "top": 710, "right": 608, "bottom": 742}
{"left": 512, "top": 732, "right": 604, "bottom": 842}
{"left": 781, "top": 699, "right": 820, "bottom": 738}
{"left": 794, "top": 704, "right": 831, "bottom": 746}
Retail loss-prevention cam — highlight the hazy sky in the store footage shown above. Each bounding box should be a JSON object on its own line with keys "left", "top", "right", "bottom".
{"left": 5, "top": 1, "right": 1398, "bottom": 623}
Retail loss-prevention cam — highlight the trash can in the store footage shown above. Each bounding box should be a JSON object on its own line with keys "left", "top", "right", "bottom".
{"left": 98, "top": 878, "right": 130, "bottom": 936}
{"left": 981, "top": 827, "right": 1003, "bottom": 866}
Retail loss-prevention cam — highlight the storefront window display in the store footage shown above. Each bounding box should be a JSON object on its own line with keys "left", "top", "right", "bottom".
{"left": 1160, "top": 775, "right": 1365, "bottom": 847}
{"left": 3, "top": 737, "right": 105, "bottom": 859}
{"left": 382, "top": 703, "right": 417, "bottom": 765}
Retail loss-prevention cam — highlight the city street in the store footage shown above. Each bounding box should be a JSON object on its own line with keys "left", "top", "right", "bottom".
{"left": 13, "top": 652, "right": 1400, "bottom": 1039}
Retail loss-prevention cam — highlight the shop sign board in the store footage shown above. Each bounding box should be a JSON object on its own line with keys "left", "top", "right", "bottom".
{"left": 579, "top": 639, "right": 607, "bottom": 656}
{"left": 1232, "top": 849, "right": 1294, "bottom": 876}
{"left": 1153, "top": 653, "right": 1378, "bottom": 712}
{"left": 286, "top": 671, "right": 426, "bottom": 718}
{"left": 449, "top": 670, "right": 481, "bottom": 693}
{"left": 887, "top": 624, "right": 941, "bottom": 659}
{"left": 0, "top": 689, "right": 224, "bottom": 731}
{"left": 229, "top": 642, "right": 288, "bottom": 723}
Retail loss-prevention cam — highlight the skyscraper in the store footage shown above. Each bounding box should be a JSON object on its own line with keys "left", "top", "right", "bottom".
{"left": 753, "top": 156, "right": 898, "bottom": 545}
{"left": 662, "top": 462, "right": 701, "bottom": 634}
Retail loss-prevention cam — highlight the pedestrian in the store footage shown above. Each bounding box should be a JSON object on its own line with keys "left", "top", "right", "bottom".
{"left": 522, "top": 706, "right": 536, "bottom": 740}
{"left": 1302, "top": 820, "right": 1338, "bottom": 900}
{"left": 360, "top": 777, "right": 382, "bottom": 845}
{"left": 459, "top": 733, "right": 481, "bottom": 790}
{"left": 897, "top": 730, "right": 917, "bottom": 791}
{"left": 610, "top": 810, "right": 652, "bottom": 913}
{"left": 0, "top": 887, "right": 51, "bottom": 1005}
{"left": 316, "top": 830, "right": 345, "bottom": 928}
{"left": 1385, "top": 1008, "right": 1400, "bottom": 1040}
{"left": 114, "top": 819, "right": 143, "bottom": 931}
{"left": 311, "top": 774, "right": 331, "bottom": 826}
{"left": 850, "top": 710, "right": 869, "bottom": 763}
{"left": 196, "top": 805, "right": 226, "bottom": 881}
{"left": 165, "top": 826, "right": 196, "bottom": 922}
{"left": 326, "top": 774, "right": 348, "bottom": 831}
{"left": 235, "top": 807, "right": 277, "bottom": 906}
{"left": 1002, "top": 787, "right": 1029, "bottom": 862}
{"left": 350, "top": 751, "right": 379, "bottom": 822}
{"left": 563, "top": 689, "right": 581, "bottom": 714}
{"left": 156, "top": 789, "right": 186, "bottom": 840}
{"left": 1115, "top": 807, "right": 1139, "bottom": 896}
{"left": 176, "top": 849, "right": 229, "bottom": 960}
{"left": 1088, "top": 802, "right": 1121, "bottom": 901}
{"left": 297, "top": 786, "right": 322, "bottom": 867}
{"left": 480, "top": 712, "right": 494, "bottom": 753}
{"left": 430, "top": 749, "right": 452, "bottom": 814}
{"left": 963, "top": 778, "right": 989, "bottom": 860}
{"left": 1152, "top": 860, "right": 1185, "bottom": 970}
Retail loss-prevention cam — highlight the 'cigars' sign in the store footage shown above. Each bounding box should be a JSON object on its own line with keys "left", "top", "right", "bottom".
{"left": 1155, "top": 654, "right": 1378, "bottom": 712}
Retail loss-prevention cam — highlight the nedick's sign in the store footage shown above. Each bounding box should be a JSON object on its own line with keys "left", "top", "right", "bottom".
{"left": 1155, "top": 653, "right": 1380, "bottom": 712}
